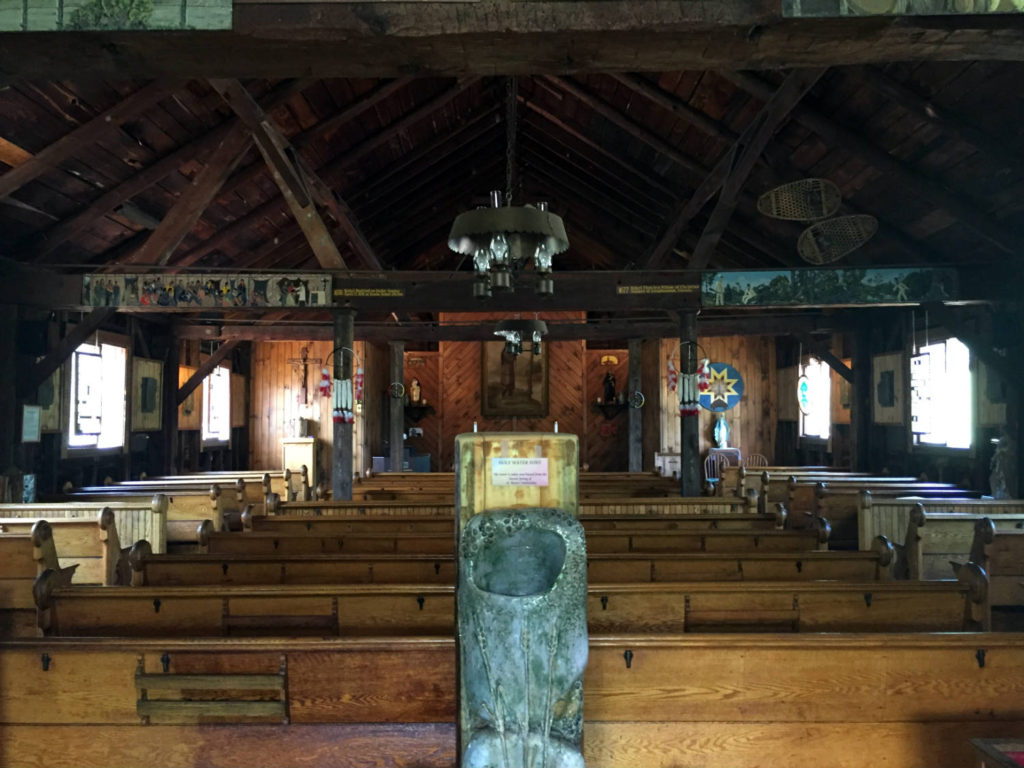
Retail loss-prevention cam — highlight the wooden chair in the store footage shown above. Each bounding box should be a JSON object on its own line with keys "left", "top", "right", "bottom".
{"left": 743, "top": 453, "right": 768, "bottom": 468}
{"left": 703, "top": 453, "right": 732, "bottom": 492}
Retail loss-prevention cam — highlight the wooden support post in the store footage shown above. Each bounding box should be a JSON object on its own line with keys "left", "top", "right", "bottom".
{"left": 388, "top": 341, "right": 405, "bottom": 472}
{"left": 333, "top": 311, "right": 355, "bottom": 500}
{"left": 162, "top": 335, "right": 180, "bottom": 475}
{"left": 628, "top": 338, "right": 642, "bottom": 472}
{"left": 0, "top": 304, "right": 16, "bottom": 473}
{"left": 641, "top": 338, "right": 661, "bottom": 473}
{"left": 851, "top": 323, "right": 872, "bottom": 472}
{"left": 680, "top": 312, "right": 700, "bottom": 496}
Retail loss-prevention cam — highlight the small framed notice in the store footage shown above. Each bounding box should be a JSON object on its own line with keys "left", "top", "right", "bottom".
{"left": 21, "top": 405, "right": 41, "bottom": 443}
{"left": 491, "top": 457, "right": 549, "bottom": 487}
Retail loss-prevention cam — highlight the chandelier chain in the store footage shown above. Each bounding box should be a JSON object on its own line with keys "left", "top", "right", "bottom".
{"left": 505, "top": 75, "right": 517, "bottom": 206}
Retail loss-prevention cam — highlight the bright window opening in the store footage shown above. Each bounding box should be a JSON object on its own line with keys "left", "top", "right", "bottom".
{"left": 68, "top": 341, "right": 127, "bottom": 450}
{"left": 798, "top": 357, "right": 831, "bottom": 440}
{"left": 202, "top": 365, "right": 232, "bottom": 444}
{"left": 911, "top": 337, "right": 972, "bottom": 449}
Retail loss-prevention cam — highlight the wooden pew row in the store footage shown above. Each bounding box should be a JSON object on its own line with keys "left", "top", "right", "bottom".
{"left": 267, "top": 492, "right": 761, "bottom": 518}
{"left": 0, "top": 524, "right": 67, "bottom": 636}
{"left": 719, "top": 465, "right": 852, "bottom": 497}
{"left": 968, "top": 528, "right": 1024, "bottom": 627}
{"left": 65, "top": 486, "right": 231, "bottom": 541}
{"left": 0, "top": 496, "right": 168, "bottom": 554}
{"left": 789, "top": 479, "right": 976, "bottom": 516}
{"left": 0, "top": 512, "right": 125, "bottom": 586}
{"left": 129, "top": 536, "right": 893, "bottom": 587}
{"left": 197, "top": 518, "right": 830, "bottom": 556}
{"left": 140, "top": 470, "right": 293, "bottom": 501}
{"left": 1, "top": 633, "right": 1021, "bottom": 768}
{"left": 787, "top": 484, "right": 980, "bottom": 549}
{"left": 860, "top": 495, "right": 1024, "bottom": 552}
{"left": 243, "top": 509, "right": 788, "bottom": 535}
{"left": 34, "top": 567, "right": 983, "bottom": 636}
{"left": 901, "top": 509, "right": 1024, "bottom": 580}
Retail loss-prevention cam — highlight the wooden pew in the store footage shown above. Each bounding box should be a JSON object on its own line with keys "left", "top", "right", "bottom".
{"left": 35, "top": 564, "right": 982, "bottom": 637}
{"left": 788, "top": 478, "right": 971, "bottom": 516}
{"left": 140, "top": 470, "right": 292, "bottom": 502}
{"left": 788, "top": 483, "right": 980, "bottom": 549}
{"left": 0, "top": 632, "right": 1021, "bottom": 768}
{"left": 0, "top": 510, "right": 126, "bottom": 586}
{"left": 0, "top": 522, "right": 69, "bottom": 636}
{"left": 899, "top": 508, "right": 1024, "bottom": 580}
{"left": 720, "top": 465, "right": 850, "bottom": 498}
{"left": 66, "top": 485, "right": 231, "bottom": 541}
{"left": 859, "top": 494, "right": 1024, "bottom": 552}
{"left": 130, "top": 535, "right": 890, "bottom": 588}
{"left": 198, "top": 517, "right": 828, "bottom": 556}
{"left": 0, "top": 495, "right": 168, "bottom": 554}
{"left": 243, "top": 509, "right": 787, "bottom": 535}
{"left": 266, "top": 492, "right": 761, "bottom": 519}
{"left": 967, "top": 527, "right": 1024, "bottom": 627}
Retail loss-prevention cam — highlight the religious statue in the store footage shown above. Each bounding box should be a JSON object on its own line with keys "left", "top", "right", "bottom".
{"left": 990, "top": 427, "right": 1017, "bottom": 499}
{"left": 603, "top": 371, "right": 616, "bottom": 405}
{"left": 458, "top": 507, "right": 587, "bottom": 768}
{"left": 409, "top": 378, "right": 422, "bottom": 404}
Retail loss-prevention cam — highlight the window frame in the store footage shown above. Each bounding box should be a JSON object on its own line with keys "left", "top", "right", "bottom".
{"left": 201, "top": 363, "right": 232, "bottom": 447}
{"left": 798, "top": 355, "right": 832, "bottom": 443}
{"left": 909, "top": 334, "right": 974, "bottom": 453}
{"left": 62, "top": 329, "right": 129, "bottom": 457}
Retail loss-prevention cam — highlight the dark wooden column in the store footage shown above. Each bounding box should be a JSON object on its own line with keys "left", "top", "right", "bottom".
{"left": 628, "top": 338, "right": 642, "bottom": 472}
{"left": 388, "top": 341, "right": 405, "bottom": 472}
{"left": 641, "top": 338, "right": 661, "bottom": 472}
{"left": 680, "top": 312, "right": 701, "bottom": 496}
{"left": 162, "top": 333, "right": 180, "bottom": 475}
{"left": 333, "top": 310, "right": 354, "bottom": 500}
{"left": 850, "top": 322, "right": 872, "bottom": 472}
{"left": 0, "top": 304, "right": 17, "bottom": 474}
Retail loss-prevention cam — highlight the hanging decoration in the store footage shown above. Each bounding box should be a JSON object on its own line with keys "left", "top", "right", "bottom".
{"left": 674, "top": 343, "right": 710, "bottom": 417}
{"left": 666, "top": 358, "right": 678, "bottom": 392}
{"left": 447, "top": 76, "right": 569, "bottom": 298}
{"left": 699, "top": 362, "right": 745, "bottom": 413}
{"left": 323, "top": 346, "right": 363, "bottom": 425}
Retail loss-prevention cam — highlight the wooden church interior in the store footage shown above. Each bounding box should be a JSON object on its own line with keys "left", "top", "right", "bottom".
{"left": 2, "top": 8, "right": 1024, "bottom": 766}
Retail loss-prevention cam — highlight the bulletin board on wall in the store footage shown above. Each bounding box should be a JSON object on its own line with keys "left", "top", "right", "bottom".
{"left": 978, "top": 359, "right": 1008, "bottom": 428}
{"left": 831, "top": 358, "right": 852, "bottom": 426}
{"left": 872, "top": 352, "right": 906, "bottom": 426}
{"left": 777, "top": 366, "right": 799, "bottom": 422}
{"left": 37, "top": 368, "right": 61, "bottom": 433}
{"left": 131, "top": 358, "right": 163, "bottom": 432}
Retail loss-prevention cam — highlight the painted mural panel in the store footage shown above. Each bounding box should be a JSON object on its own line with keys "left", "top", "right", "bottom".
{"left": 0, "top": 0, "right": 230, "bottom": 31}
{"left": 82, "top": 274, "right": 332, "bottom": 309}
{"left": 702, "top": 267, "right": 957, "bottom": 307}
{"left": 784, "top": 0, "right": 1021, "bottom": 16}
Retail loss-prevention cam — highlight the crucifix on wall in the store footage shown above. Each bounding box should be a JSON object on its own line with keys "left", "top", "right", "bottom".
{"left": 287, "top": 346, "right": 322, "bottom": 405}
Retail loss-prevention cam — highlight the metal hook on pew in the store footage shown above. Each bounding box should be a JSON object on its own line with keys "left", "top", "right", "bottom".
{"left": 40, "top": 653, "right": 51, "bottom": 672}
{"left": 161, "top": 653, "right": 170, "bottom": 673}
{"left": 623, "top": 649, "right": 634, "bottom": 669}
{"left": 976, "top": 649, "right": 987, "bottom": 669}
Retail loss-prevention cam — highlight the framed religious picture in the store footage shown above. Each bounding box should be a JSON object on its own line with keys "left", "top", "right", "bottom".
{"left": 131, "top": 358, "right": 163, "bottom": 432}
{"left": 480, "top": 341, "right": 549, "bottom": 418}
{"left": 37, "top": 368, "right": 61, "bottom": 432}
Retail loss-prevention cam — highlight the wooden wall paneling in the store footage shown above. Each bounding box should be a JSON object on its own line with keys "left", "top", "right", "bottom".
{"left": 404, "top": 351, "right": 441, "bottom": 471}
{"left": 660, "top": 335, "right": 777, "bottom": 461}
{"left": 584, "top": 348, "right": 628, "bottom": 472}
{"left": 778, "top": 366, "right": 799, "bottom": 422}
{"left": 978, "top": 358, "right": 1009, "bottom": 428}
{"left": 177, "top": 365, "right": 201, "bottom": 431}
{"left": 230, "top": 373, "right": 246, "bottom": 429}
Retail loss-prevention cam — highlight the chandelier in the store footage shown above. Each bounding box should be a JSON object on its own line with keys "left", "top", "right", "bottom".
{"left": 448, "top": 77, "right": 569, "bottom": 298}
{"left": 493, "top": 318, "right": 547, "bottom": 357}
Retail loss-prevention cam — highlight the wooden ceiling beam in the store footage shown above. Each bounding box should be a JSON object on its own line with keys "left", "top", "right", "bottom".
{"left": 722, "top": 70, "right": 1024, "bottom": 259}
{"left": 25, "top": 78, "right": 311, "bottom": 263}
{"left": 0, "top": 81, "right": 172, "bottom": 202}
{"left": 176, "top": 339, "right": 241, "bottom": 405}
{"left": 209, "top": 78, "right": 349, "bottom": 270}
{"left": 171, "top": 78, "right": 479, "bottom": 269}
{"left": 120, "top": 122, "right": 254, "bottom": 267}
{"left": 688, "top": 68, "right": 826, "bottom": 271}
{"left": 854, "top": 65, "right": 1024, "bottom": 179}
{"left": 3, "top": 9, "right": 1024, "bottom": 79}
{"left": 20, "top": 308, "right": 116, "bottom": 395}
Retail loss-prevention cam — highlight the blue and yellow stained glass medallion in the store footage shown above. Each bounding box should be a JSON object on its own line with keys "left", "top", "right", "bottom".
{"left": 700, "top": 363, "right": 744, "bottom": 413}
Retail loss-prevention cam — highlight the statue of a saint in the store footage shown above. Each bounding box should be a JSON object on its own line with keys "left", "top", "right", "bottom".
{"left": 409, "top": 378, "right": 421, "bottom": 404}
{"left": 603, "top": 372, "right": 616, "bottom": 404}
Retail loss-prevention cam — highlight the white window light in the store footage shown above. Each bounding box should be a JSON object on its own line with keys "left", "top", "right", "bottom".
{"left": 68, "top": 341, "right": 127, "bottom": 450}
{"left": 911, "top": 337, "right": 972, "bottom": 449}
{"left": 202, "top": 365, "right": 232, "bottom": 445}
{"left": 798, "top": 356, "right": 831, "bottom": 441}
